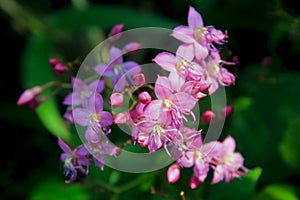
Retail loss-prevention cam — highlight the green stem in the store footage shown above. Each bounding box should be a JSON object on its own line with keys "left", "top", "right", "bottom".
{"left": 0, "top": 0, "right": 44, "bottom": 35}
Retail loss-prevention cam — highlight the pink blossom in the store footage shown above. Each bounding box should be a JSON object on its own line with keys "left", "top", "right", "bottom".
{"left": 72, "top": 93, "right": 113, "bottom": 143}
{"left": 171, "top": 6, "right": 227, "bottom": 60}
{"left": 211, "top": 136, "right": 247, "bottom": 184}
{"left": 63, "top": 77, "right": 105, "bottom": 107}
{"left": 94, "top": 46, "right": 141, "bottom": 92}
{"left": 58, "top": 138, "right": 91, "bottom": 183}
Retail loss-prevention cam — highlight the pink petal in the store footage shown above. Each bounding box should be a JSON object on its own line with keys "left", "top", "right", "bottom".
{"left": 173, "top": 92, "right": 197, "bottom": 111}
{"left": 168, "top": 71, "right": 185, "bottom": 91}
{"left": 167, "top": 164, "right": 181, "bottom": 183}
{"left": 176, "top": 44, "right": 194, "bottom": 62}
{"left": 73, "top": 108, "right": 90, "bottom": 126}
{"left": 179, "top": 151, "right": 194, "bottom": 168}
{"left": 194, "top": 42, "right": 208, "bottom": 60}
{"left": 222, "top": 136, "right": 236, "bottom": 153}
{"left": 152, "top": 52, "right": 177, "bottom": 72}
{"left": 99, "top": 111, "right": 113, "bottom": 127}
{"left": 188, "top": 6, "right": 204, "bottom": 29}
{"left": 109, "top": 46, "right": 123, "bottom": 64}
{"left": 154, "top": 76, "right": 173, "bottom": 100}
{"left": 58, "top": 138, "right": 72, "bottom": 153}
{"left": 171, "top": 26, "right": 194, "bottom": 43}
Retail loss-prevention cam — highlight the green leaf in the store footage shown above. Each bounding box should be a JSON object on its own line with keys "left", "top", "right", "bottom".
{"left": 48, "top": 5, "right": 177, "bottom": 31}
{"left": 279, "top": 117, "right": 300, "bottom": 170}
{"left": 255, "top": 184, "right": 299, "bottom": 200}
{"left": 21, "top": 35, "right": 71, "bottom": 142}
{"left": 207, "top": 167, "right": 262, "bottom": 200}
{"left": 30, "top": 178, "right": 90, "bottom": 200}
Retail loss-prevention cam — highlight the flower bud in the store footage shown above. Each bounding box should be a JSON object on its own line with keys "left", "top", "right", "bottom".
{"left": 49, "top": 58, "right": 59, "bottom": 67}
{"left": 133, "top": 73, "right": 145, "bottom": 87}
{"left": 54, "top": 63, "right": 68, "bottom": 74}
{"left": 201, "top": 110, "right": 216, "bottom": 123}
{"left": 138, "top": 91, "right": 151, "bottom": 104}
{"left": 190, "top": 176, "right": 201, "bottom": 189}
{"left": 114, "top": 112, "right": 128, "bottom": 124}
{"left": 167, "top": 164, "right": 181, "bottom": 184}
{"left": 64, "top": 110, "right": 74, "bottom": 124}
{"left": 220, "top": 105, "right": 234, "bottom": 118}
{"left": 109, "top": 93, "right": 124, "bottom": 108}
{"left": 17, "top": 86, "right": 43, "bottom": 106}
{"left": 109, "top": 24, "right": 124, "bottom": 39}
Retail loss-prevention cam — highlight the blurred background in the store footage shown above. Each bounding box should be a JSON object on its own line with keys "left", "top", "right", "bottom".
{"left": 0, "top": 0, "right": 300, "bottom": 199}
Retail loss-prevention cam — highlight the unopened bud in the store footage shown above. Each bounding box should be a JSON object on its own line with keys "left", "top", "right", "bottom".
{"left": 109, "top": 93, "right": 124, "bottom": 108}
{"left": 220, "top": 105, "right": 234, "bottom": 118}
{"left": 138, "top": 91, "right": 151, "bottom": 104}
{"left": 167, "top": 164, "right": 181, "bottom": 184}
{"left": 49, "top": 58, "right": 59, "bottom": 67}
{"left": 190, "top": 176, "right": 201, "bottom": 189}
{"left": 17, "top": 86, "right": 43, "bottom": 106}
{"left": 114, "top": 112, "right": 128, "bottom": 124}
{"left": 133, "top": 73, "right": 145, "bottom": 87}
{"left": 109, "top": 24, "right": 124, "bottom": 39}
{"left": 54, "top": 63, "right": 68, "bottom": 74}
{"left": 201, "top": 110, "right": 216, "bottom": 123}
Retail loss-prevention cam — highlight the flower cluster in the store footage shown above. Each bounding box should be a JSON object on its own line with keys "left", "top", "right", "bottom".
{"left": 17, "top": 6, "right": 247, "bottom": 188}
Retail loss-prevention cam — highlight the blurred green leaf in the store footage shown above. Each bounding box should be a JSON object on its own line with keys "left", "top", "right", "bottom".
{"left": 21, "top": 35, "right": 71, "bottom": 142}
{"left": 207, "top": 167, "right": 262, "bottom": 200}
{"left": 30, "top": 178, "right": 90, "bottom": 200}
{"left": 279, "top": 117, "right": 300, "bottom": 170}
{"left": 232, "top": 70, "right": 300, "bottom": 182}
{"left": 255, "top": 183, "right": 299, "bottom": 200}
{"left": 48, "top": 5, "right": 177, "bottom": 30}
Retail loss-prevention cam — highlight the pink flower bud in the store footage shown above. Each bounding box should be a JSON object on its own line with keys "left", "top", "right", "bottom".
{"left": 17, "top": 86, "right": 43, "bottom": 106}
{"left": 123, "top": 42, "right": 140, "bottom": 54}
{"left": 167, "top": 164, "right": 181, "bottom": 184}
{"left": 54, "top": 63, "right": 68, "bottom": 74}
{"left": 220, "top": 105, "right": 234, "bottom": 118}
{"left": 114, "top": 112, "right": 128, "bottom": 124}
{"left": 138, "top": 91, "right": 151, "bottom": 104}
{"left": 133, "top": 73, "right": 145, "bottom": 87}
{"left": 109, "top": 24, "right": 124, "bottom": 39}
{"left": 190, "top": 176, "right": 201, "bottom": 189}
{"left": 201, "top": 110, "right": 216, "bottom": 123}
{"left": 49, "top": 58, "right": 59, "bottom": 67}
{"left": 109, "top": 93, "right": 124, "bottom": 108}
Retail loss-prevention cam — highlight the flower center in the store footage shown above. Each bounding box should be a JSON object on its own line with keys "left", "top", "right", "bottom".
{"left": 163, "top": 99, "right": 174, "bottom": 109}
{"left": 222, "top": 153, "right": 235, "bottom": 165}
{"left": 80, "top": 90, "right": 92, "bottom": 99}
{"left": 207, "top": 63, "right": 219, "bottom": 77}
{"left": 89, "top": 113, "right": 102, "bottom": 124}
{"left": 153, "top": 125, "right": 165, "bottom": 136}
{"left": 114, "top": 64, "right": 123, "bottom": 74}
{"left": 194, "top": 26, "right": 206, "bottom": 41}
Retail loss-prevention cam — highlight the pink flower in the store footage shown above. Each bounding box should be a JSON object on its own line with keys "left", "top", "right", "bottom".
{"left": 58, "top": 138, "right": 91, "bottom": 183}
{"left": 94, "top": 46, "right": 141, "bottom": 92}
{"left": 138, "top": 91, "right": 152, "bottom": 104}
{"left": 153, "top": 45, "right": 203, "bottom": 80}
{"left": 154, "top": 72, "right": 197, "bottom": 128}
{"left": 114, "top": 112, "right": 129, "bottom": 124}
{"left": 63, "top": 77, "right": 105, "bottom": 107}
{"left": 211, "top": 136, "right": 247, "bottom": 184}
{"left": 72, "top": 93, "right": 113, "bottom": 143}
{"left": 171, "top": 6, "right": 227, "bottom": 60}
{"left": 167, "top": 164, "right": 181, "bottom": 183}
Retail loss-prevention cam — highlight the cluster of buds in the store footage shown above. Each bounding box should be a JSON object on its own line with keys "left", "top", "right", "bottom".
{"left": 17, "top": 6, "right": 247, "bottom": 187}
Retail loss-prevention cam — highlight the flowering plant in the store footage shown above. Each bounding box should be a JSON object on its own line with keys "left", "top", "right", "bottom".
{"left": 18, "top": 5, "right": 248, "bottom": 194}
